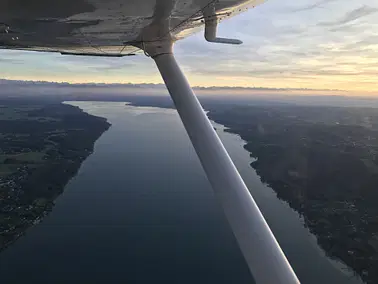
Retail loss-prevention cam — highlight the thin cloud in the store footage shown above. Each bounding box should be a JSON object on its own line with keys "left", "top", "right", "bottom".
{"left": 290, "top": 0, "right": 338, "bottom": 13}
{"left": 319, "top": 5, "right": 378, "bottom": 27}
{"left": 92, "top": 63, "right": 136, "bottom": 71}
{"left": 0, "top": 58, "right": 23, "bottom": 64}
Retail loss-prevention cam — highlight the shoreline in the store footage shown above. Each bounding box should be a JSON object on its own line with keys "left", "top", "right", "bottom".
{"left": 127, "top": 100, "right": 366, "bottom": 283}
{"left": 213, "top": 120, "right": 362, "bottom": 282}
{"left": 0, "top": 101, "right": 111, "bottom": 253}
{"left": 208, "top": 110, "right": 370, "bottom": 284}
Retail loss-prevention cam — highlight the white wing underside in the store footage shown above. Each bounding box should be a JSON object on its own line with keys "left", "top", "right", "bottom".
{"left": 0, "top": 0, "right": 265, "bottom": 56}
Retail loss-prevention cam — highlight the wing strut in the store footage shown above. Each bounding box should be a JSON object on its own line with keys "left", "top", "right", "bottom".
{"left": 146, "top": 42, "right": 300, "bottom": 284}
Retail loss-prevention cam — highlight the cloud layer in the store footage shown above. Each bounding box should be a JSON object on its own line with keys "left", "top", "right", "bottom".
{"left": 1, "top": 0, "right": 378, "bottom": 94}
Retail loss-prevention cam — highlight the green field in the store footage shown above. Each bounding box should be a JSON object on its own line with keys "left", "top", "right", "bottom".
{"left": 0, "top": 152, "right": 45, "bottom": 177}
{"left": 0, "top": 105, "right": 59, "bottom": 121}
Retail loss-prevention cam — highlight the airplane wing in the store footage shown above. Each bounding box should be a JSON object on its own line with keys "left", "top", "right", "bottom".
{"left": 1, "top": 0, "right": 265, "bottom": 56}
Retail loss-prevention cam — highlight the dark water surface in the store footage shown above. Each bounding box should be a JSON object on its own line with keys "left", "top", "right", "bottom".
{"left": 0, "top": 102, "right": 363, "bottom": 284}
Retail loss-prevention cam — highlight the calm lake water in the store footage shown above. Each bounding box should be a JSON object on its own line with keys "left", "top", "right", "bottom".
{"left": 0, "top": 102, "right": 363, "bottom": 284}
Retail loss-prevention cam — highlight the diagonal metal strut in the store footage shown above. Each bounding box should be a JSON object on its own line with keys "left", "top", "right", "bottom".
{"left": 151, "top": 43, "right": 300, "bottom": 284}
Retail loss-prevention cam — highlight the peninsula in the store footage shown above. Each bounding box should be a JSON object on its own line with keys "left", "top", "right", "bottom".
{"left": 0, "top": 98, "right": 110, "bottom": 252}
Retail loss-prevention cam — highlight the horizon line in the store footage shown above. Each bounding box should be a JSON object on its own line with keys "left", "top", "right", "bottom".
{"left": 0, "top": 78, "right": 347, "bottom": 93}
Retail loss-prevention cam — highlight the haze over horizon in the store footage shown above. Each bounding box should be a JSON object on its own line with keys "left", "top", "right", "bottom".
{"left": 1, "top": 0, "right": 378, "bottom": 95}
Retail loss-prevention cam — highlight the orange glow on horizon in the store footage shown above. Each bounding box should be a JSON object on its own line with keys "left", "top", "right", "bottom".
{"left": 3, "top": 72, "right": 378, "bottom": 97}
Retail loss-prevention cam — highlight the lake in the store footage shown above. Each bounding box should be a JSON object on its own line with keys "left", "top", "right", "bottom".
{"left": 0, "top": 102, "right": 363, "bottom": 284}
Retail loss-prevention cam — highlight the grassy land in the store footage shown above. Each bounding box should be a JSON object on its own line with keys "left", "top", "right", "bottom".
{"left": 0, "top": 164, "right": 19, "bottom": 178}
{"left": 0, "top": 106, "right": 62, "bottom": 178}
{"left": 0, "top": 152, "right": 46, "bottom": 177}
{"left": 0, "top": 105, "right": 59, "bottom": 121}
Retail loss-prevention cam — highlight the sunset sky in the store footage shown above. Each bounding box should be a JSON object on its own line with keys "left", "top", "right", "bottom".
{"left": 1, "top": 0, "right": 378, "bottom": 95}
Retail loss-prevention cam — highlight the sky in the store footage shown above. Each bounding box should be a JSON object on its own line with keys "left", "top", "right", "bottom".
{"left": 1, "top": 0, "right": 378, "bottom": 95}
